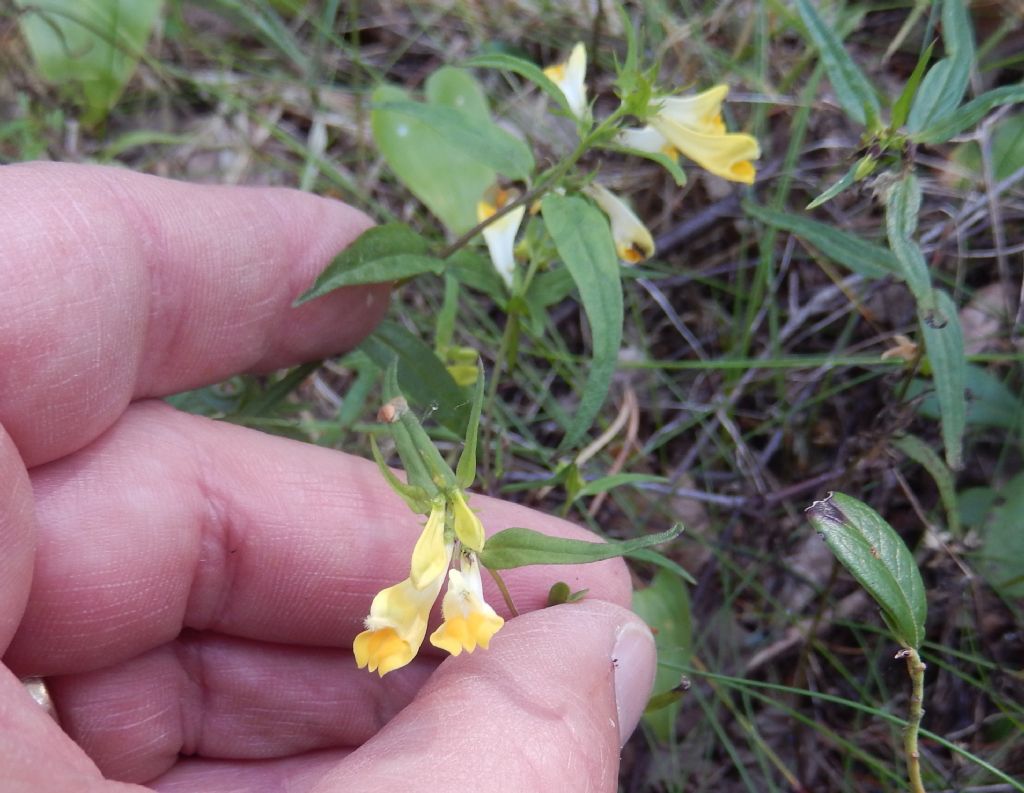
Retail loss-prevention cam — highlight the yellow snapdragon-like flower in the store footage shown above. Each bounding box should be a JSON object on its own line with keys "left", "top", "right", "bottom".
{"left": 582, "top": 182, "right": 655, "bottom": 264}
{"left": 353, "top": 574, "right": 446, "bottom": 676}
{"left": 618, "top": 85, "right": 760, "bottom": 184}
{"left": 354, "top": 503, "right": 453, "bottom": 676}
{"left": 430, "top": 554, "right": 504, "bottom": 656}
{"left": 544, "top": 42, "right": 588, "bottom": 120}
{"left": 477, "top": 186, "right": 525, "bottom": 289}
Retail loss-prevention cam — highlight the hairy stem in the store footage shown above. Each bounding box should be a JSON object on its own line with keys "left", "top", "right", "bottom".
{"left": 900, "top": 647, "right": 928, "bottom": 793}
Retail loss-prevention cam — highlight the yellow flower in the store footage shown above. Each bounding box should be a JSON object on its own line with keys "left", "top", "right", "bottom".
{"left": 477, "top": 186, "right": 525, "bottom": 289}
{"left": 410, "top": 502, "right": 449, "bottom": 588}
{"left": 430, "top": 554, "right": 504, "bottom": 656}
{"left": 353, "top": 573, "right": 446, "bottom": 676}
{"left": 583, "top": 182, "right": 655, "bottom": 264}
{"left": 618, "top": 85, "right": 760, "bottom": 184}
{"left": 544, "top": 42, "right": 588, "bottom": 120}
{"left": 451, "top": 490, "right": 485, "bottom": 552}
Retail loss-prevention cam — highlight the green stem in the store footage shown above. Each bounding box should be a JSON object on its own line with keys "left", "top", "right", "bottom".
{"left": 487, "top": 567, "right": 519, "bottom": 617}
{"left": 900, "top": 647, "right": 928, "bottom": 793}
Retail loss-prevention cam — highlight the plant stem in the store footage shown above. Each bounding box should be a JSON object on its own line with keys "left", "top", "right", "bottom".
{"left": 900, "top": 647, "right": 928, "bottom": 793}
{"left": 487, "top": 567, "right": 519, "bottom": 617}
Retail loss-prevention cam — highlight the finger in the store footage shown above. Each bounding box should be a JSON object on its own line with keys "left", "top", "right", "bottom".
{"left": 0, "top": 668, "right": 136, "bottom": 793}
{"left": 49, "top": 634, "right": 433, "bottom": 784}
{"left": 0, "top": 162, "right": 387, "bottom": 467}
{"left": 314, "top": 601, "right": 656, "bottom": 793}
{"left": 5, "top": 403, "right": 631, "bottom": 675}
{"left": 151, "top": 749, "right": 350, "bottom": 792}
{"left": 0, "top": 427, "right": 36, "bottom": 650}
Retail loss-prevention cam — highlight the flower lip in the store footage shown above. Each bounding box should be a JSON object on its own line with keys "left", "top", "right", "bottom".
{"left": 429, "top": 554, "right": 504, "bottom": 656}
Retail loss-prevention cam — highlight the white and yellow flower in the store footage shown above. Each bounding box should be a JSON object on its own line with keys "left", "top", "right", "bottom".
{"left": 477, "top": 186, "right": 525, "bottom": 289}
{"left": 354, "top": 494, "right": 503, "bottom": 676}
{"left": 544, "top": 41, "right": 588, "bottom": 121}
{"left": 618, "top": 85, "right": 760, "bottom": 184}
{"left": 354, "top": 502, "right": 453, "bottom": 676}
{"left": 430, "top": 553, "right": 504, "bottom": 656}
{"left": 583, "top": 182, "right": 655, "bottom": 264}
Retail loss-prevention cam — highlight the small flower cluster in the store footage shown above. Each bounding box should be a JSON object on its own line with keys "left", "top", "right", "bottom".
{"left": 477, "top": 42, "right": 761, "bottom": 285}
{"left": 354, "top": 399, "right": 503, "bottom": 676}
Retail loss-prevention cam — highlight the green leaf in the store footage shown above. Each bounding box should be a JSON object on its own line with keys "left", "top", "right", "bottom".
{"left": 541, "top": 194, "right": 624, "bottom": 451}
{"left": 884, "top": 174, "right": 938, "bottom": 315}
{"left": 909, "top": 364, "right": 1024, "bottom": 435}
{"left": 795, "top": 0, "right": 880, "bottom": 127}
{"left": 572, "top": 473, "right": 668, "bottom": 501}
{"left": 465, "top": 52, "right": 572, "bottom": 117}
{"left": 295, "top": 223, "right": 439, "bottom": 304}
{"left": 891, "top": 434, "right": 962, "bottom": 537}
{"left": 908, "top": 0, "right": 974, "bottom": 132}
{"left": 375, "top": 99, "right": 534, "bottom": 181}
{"left": 446, "top": 249, "right": 509, "bottom": 304}
{"left": 480, "top": 525, "right": 682, "bottom": 570}
{"left": 546, "top": 581, "right": 589, "bottom": 606}
{"left": 359, "top": 321, "right": 469, "bottom": 436}
{"left": 371, "top": 80, "right": 495, "bottom": 234}
{"left": 744, "top": 200, "right": 900, "bottom": 279}
{"left": 455, "top": 365, "right": 485, "bottom": 489}
{"left": 977, "top": 472, "right": 1024, "bottom": 598}
{"left": 806, "top": 492, "right": 927, "bottom": 650}
{"left": 910, "top": 84, "right": 1024, "bottom": 144}
{"left": 606, "top": 144, "right": 688, "bottom": 187}
{"left": 633, "top": 569, "right": 692, "bottom": 742}
{"left": 892, "top": 39, "right": 937, "bottom": 129}
{"left": 17, "top": 0, "right": 163, "bottom": 125}
{"left": 920, "top": 290, "right": 966, "bottom": 470}
{"left": 806, "top": 161, "right": 859, "bottom": 209}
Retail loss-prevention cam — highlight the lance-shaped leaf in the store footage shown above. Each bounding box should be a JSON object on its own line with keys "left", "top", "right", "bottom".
{"left": 295, "top": 223, "right": 440, "bottom": 304}
{"left": 541, "top": 194, "right": 624, "bottom": 452}
{"left": 479, "top": 525, "right": 682, "bottom": 570}
{"left": 884, "top": 174, "right": 937, "bottom": 316}
{"left": 795, "top": 0, "right": 880, "bottom": 127}
{"left": 806, "top": 492, "right": 926, "bottom": 650}
{"left": 370, "top": 435, "right": 434, "bottom": 514}
{"left": 744, "top": 201, "right": 899, "bottom": 279}
{"left": 908, "top": 0, "right": 974, "bottom": 132}
{"left": 910, "top": 84, "right": 1024, "bottom": 144}
{"left": 891, "top": 434, "right": 961, "bottom": 536}
{"left": 920, "top": 290, "right": 966, "bottom": 470}
{"left": 465, "top": 53, "right": 573, "bottom": 117}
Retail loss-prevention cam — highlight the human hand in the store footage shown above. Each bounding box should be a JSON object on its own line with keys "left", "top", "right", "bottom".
{"left": 0, "top": 163, "right": 656, "bottom": 792}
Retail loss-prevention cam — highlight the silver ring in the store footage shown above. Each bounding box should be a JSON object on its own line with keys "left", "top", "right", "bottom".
{"left": 22, "top": 677, "right": 60, "bottom": 725}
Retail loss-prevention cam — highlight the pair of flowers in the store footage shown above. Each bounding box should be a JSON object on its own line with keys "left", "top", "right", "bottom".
{"left": 353, "top": 491, "right": 504, "bottom": 676}
{"left": 478, "top": 42, "right": 761, "bottom": 286}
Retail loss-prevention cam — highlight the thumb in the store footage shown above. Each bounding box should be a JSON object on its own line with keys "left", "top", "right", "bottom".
{"left": 328, "top": 600, "right": 656, "bottom": 793}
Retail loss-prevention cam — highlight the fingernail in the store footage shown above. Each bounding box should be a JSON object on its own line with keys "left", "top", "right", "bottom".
{"left": 612, "top": 619, "right": 656, "bottom": 746}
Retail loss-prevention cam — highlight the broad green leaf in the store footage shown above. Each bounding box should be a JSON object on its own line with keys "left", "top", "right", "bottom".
{"left": 795, "top": 0, "right": 880, "bottom": 127}
{"left": 371, "top": 81, "right": 495, "bottom": 234}
{"left": 425, "top": 64, "right": 491, "bottom": 118}
{"left": 633, "top": 569, "right": 692, "bottom": 742}
{"left": 480, "top": 525, "right": 682, "bottom": 570}
{"left": 884, "top": 174, "right": 938, "bottom": 315}
{"left": 806, "top": 161, "right": 859, "bottom": 209}
{"left": 910, "top": 84, "right": 1024, "bottom": 144}
{"left": 455, "top": 365, "right": 485, "bottom": 489}
{"left": 295, "top": 223, "right": 438, "bottom": 303}
{"left": 891, "top": 434, "right": 962, "bottom": 537}
{"left": 572, "top": 473, "right": 668, "bottom": 501}
{"left": 465, "top": 52, "right": 572, "bottom": 117}
{"left": 806, "top": 492, "right": 927, "bottom": 650}
{"left": 360, "top": 321, "right": 469, "bottom": 435}
{"left": 446, "top": 249, "right": 508, "bottom": 304}
{"left": 908, "top": 0, "right": 974, "bottom": 132}
{"left": 977, "top": 472, "right": 1024, "bottom": 598}
{"left": 743, "top": 200, "right": 899, "bottom": 279}
{"left": 375, "top": 99, "right": 534, "bottom": 180}
{"left": 541, "top": 194, "right": 624, "bottom": 451}
{"left": 546, "top": 581, "right": 589, "bottom": 606}
{"left": 892, "top": 40, "right": 936, "bottom": 130}
{"left": 951, "top": 114, "right": 1024, "bottom": 184}
{"left": 17, "top": 0, "right": 162, "bottom": 125}
{"left": 920, "top": 290, "right": 966, "bottom": 469}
